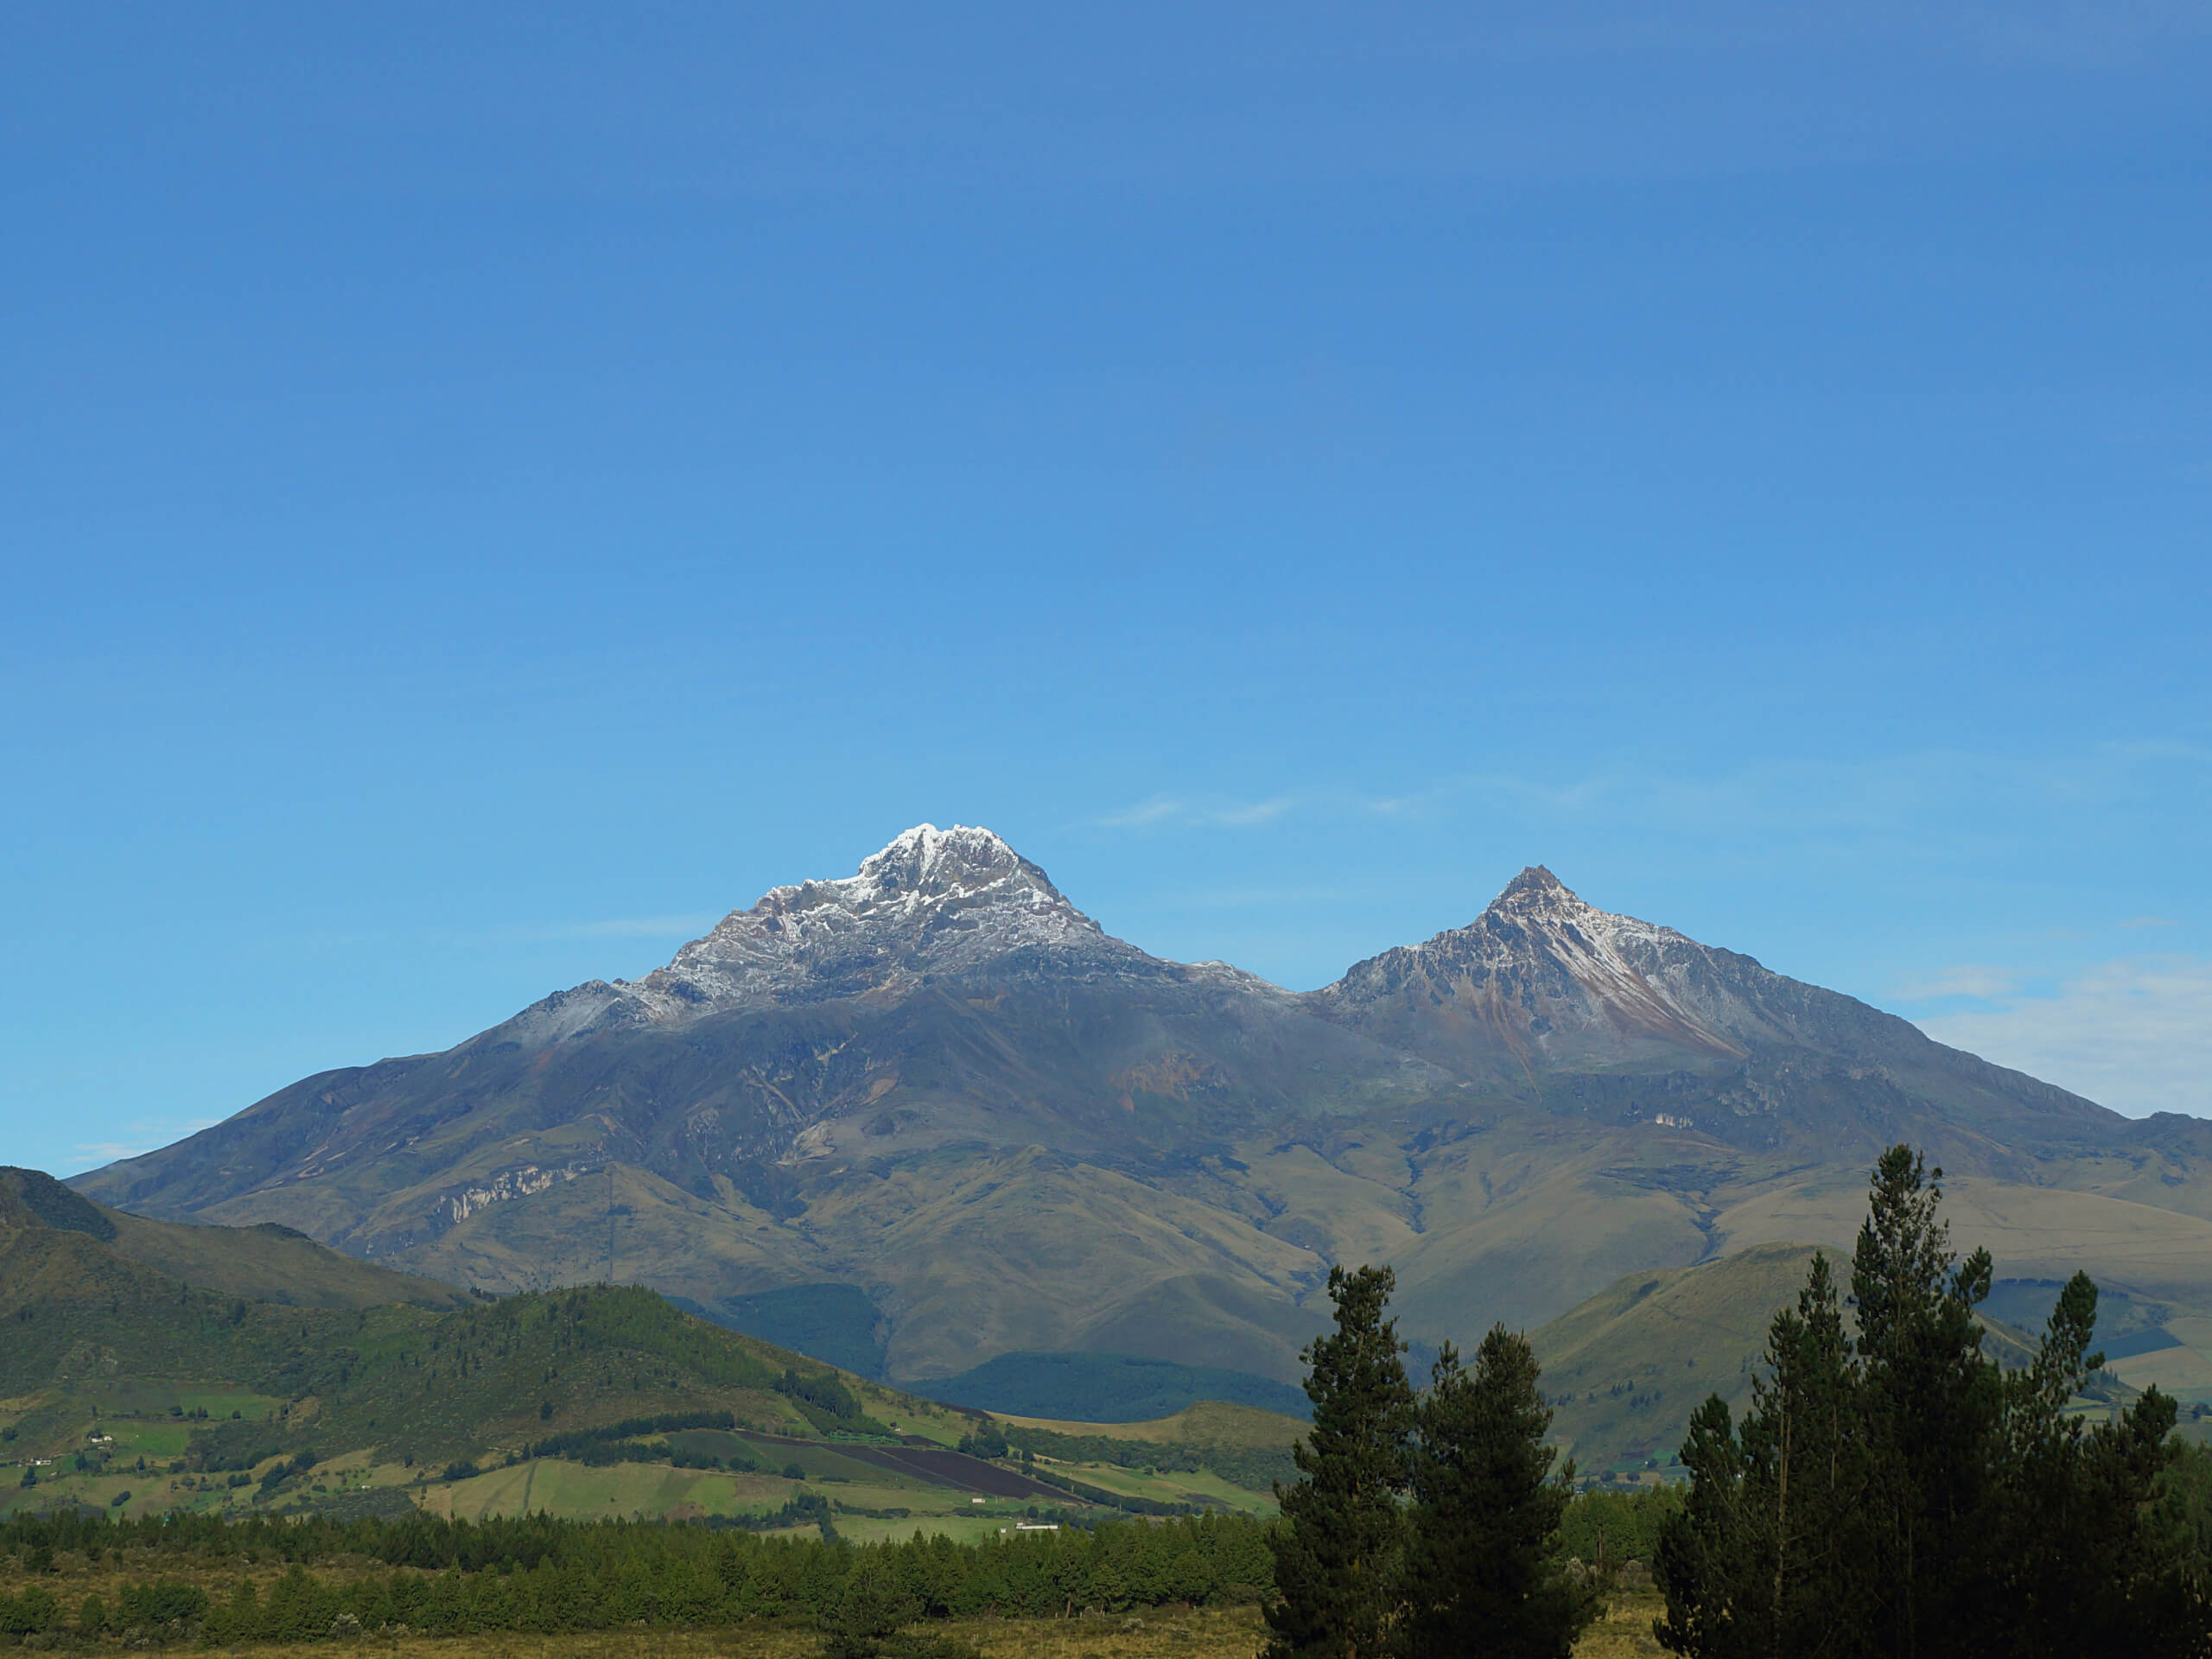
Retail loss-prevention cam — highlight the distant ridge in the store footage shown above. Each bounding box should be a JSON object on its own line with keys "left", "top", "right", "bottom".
{"left": 70, "top": 826, "right": 2212, "bottom": 1388}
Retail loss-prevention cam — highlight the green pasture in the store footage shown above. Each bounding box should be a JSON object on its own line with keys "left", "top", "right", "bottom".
{"left": 1048, "top": 1459, "right": 1278, "bottom": 1516}
{"left": 80, "top": 1381, "right": 288, "bottom": 1420}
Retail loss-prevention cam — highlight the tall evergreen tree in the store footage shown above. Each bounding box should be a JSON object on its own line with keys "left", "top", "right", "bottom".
{"left": 1849, "top": 1147, "right": 2000, "bottom": 1657}
{"left": 1266, "top": 1263, "right": 1414, "bottom": 1659}
{"left": 1402, "top": 1325, "right": 1593, "bottom": 1659}
{"left": 1656, "top": 1254, "right": 1872, "bottom": 1659}
{"left": 1655, "top": 1395, "right": 1751, "bottom": 1658}
{"left": 1993, "top": 1271, "right": 2202, "bottom": 1656}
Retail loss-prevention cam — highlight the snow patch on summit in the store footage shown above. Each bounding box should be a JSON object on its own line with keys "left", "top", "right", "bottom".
{"left": 1316, "top": 865, "right": 1763, "bottom": 1061}
{"left": 494, "top": 824, "right": 1159, "bottom": 1039}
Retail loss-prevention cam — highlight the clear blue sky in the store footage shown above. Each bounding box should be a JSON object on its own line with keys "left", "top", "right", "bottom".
{"left": 3, "top": 3, "right": 2208, "bottom": 1177}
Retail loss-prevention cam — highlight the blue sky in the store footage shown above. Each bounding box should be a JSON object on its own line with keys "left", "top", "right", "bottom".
{"left": 3, "top": 3, "right": 2208, "bottom": 1177}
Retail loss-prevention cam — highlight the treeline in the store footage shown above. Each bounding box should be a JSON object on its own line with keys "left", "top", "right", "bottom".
{"left": 1558, "top": 1486, "right": 1681, "bottom": 1574}
{"left": 1024, "top": 1468, "right": 1192, "bottom": 1517}
{"left": 0, "top": 1513, "right": 1274, "bottom": 1643}
{"left": 1656, "top": 1148, "right": 2211, "bottom": 1656}
{"left": 520, "top": 1411, "right": 741, "bottom": 1463}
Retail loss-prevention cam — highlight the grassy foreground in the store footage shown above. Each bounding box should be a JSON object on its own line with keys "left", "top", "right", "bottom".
{"left": 162, "top": 1597, "right": 1667, "bottom": 1659}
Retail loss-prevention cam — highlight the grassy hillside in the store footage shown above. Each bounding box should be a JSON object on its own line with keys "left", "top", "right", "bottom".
{"left": 1532, "top": 1242, "right": 1827, "bottom": 1475}
{"left": 0, "top": 1175, "right": 1290, "bottom": 1530}
{"left": 1, "top": 1167, "right": 468, "bottom": 1313}
{"left": 995, "top": 1401, "right": 1305, "bottom": 1449}
{"left": 1530, "top": 1239, "right": 2164, "bottom": 1478}
{"left": 908, "top": 1350, "right": 1311, "bottom": 1422}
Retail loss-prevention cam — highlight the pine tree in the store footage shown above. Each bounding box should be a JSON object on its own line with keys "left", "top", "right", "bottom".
{"left": 1657, "top": 1255, "right": 1872, "bottom": 1659}
{"left": 1850, "top": 1147, "right": 2001, "bottom": 1657}
{"left": 1655, "top": 1395, "right": 1751, "bottom": 1658}
{"left": 1402, "top": 1325, "right": 1593, "bottom": 1659}
{"left": 1266, "top": 1263, "right": 1414, "bottom": 1659}
{"left": 1993, "top": 1272, "right": 2203, "bottom": 1656}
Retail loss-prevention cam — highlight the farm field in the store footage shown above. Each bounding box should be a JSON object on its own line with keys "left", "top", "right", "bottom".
{"left": 2, "top": 1438, "right": 1274, "bottom": 1530}
{"left": 423, "top": 1456, "right": 1048, "bottom": 1528}
{"left": 1035, "top": 1459, "right": 1278, "bottom": 1517}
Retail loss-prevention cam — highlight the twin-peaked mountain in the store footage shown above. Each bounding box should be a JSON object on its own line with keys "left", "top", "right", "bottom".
{"left": 74, "top": 826, "right": 2212, "bottom": 1388}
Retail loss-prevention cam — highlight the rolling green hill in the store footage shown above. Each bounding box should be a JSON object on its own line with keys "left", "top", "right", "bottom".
{"left": 995, "top": 1400, "right": 1306, "bottom": 1449}
{"left": 2, "top": 1167, "right": 469, "bottom": 1312}
{"left": 0, "top": 1172, "right": 1287, "bottom": 1530}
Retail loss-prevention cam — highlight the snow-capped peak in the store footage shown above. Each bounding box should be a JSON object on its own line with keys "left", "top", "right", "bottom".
{"left": 1483, "top": 866, "right": 1687, "bottom": 951}
{"left": 1315, "top": 864, "right": 1747, "bottom": 1063}
{"left": 852, "top": 823, "right": 1031, "bottom": 904}
{"left": 511, "top": 824, "right": 1141, "bottom": 1030}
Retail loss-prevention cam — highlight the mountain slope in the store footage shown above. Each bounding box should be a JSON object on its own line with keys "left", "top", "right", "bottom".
{"left": 1, "top": 1167, "right": 468, "bottom": 1312}
{"left": 1530, "top": 1240, "right": 2131, "bottom": 1477}
{"left": 1311, "top": 864, "right": 2115, "bottom": 1160}
{"left": 70, "top": 829, "right": 2212, "bottom": 1394}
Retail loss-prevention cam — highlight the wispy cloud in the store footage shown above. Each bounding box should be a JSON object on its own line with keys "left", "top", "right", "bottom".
{"left": 1094, "top": 740, "right": 2210, "bottom": 851}
{"left": 1096, "top": 798, "right": 1187, "bottom": 830}
{"left": 1211, "top": 797, "right": 1294, "bottom": 826}
{"left": 1918, "top": 954, "right": 2212, "bottom": 1119}
{"left": 1896, "top": 964, "right": 2018, "bottom": 1000}
{"left": 1093, "top": 796, "right": 1298, "bottom": 831}
{"left": 2120, "top": 916, "right": 2179, "bottom": 930}
{"left": 73, "top": 1118, "right": 217, "bottom": 1166}
{"left": 73, "top": 1142, "right": 160, "bottom": 1165}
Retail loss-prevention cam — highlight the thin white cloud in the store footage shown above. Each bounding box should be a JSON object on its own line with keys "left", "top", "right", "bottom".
{"left": 1096, "top": 798, "right": 1186, "bottom": 829}
{"left": 1093, "top": 796, "right": 1297, "bottom": 830}
{"left": 1897, "top": 964, "right": 2018, "bottom": 1000}
{"left": 1919, "top": 955, "right": 2212, "bottom": 1119}
{"left": 1210, "top": 797, "right": 1294, "bottom": 827}
{"left": 73, "top": 1118, "right": 217, "bottom": 1166}
{"left": 2120, "top": 916, "right": 2180, "bottom": 930}
{"left": 72, "top": 1142, "right": 159, "bottom": 1165}
{"left": 1328, "top": 740, "right": 2210, "bottom": 868}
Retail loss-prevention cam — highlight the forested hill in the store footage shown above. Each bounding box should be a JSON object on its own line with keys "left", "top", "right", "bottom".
{"left": 2, "top": 1165, "right": 982, "bottom": 1480}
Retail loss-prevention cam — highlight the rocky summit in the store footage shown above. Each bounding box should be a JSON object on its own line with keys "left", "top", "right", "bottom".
{"left": 72, "top": 826, "right": 2212, "bottom": 1389}
{"left": 503, "top": 824, "right": 1153, "bottom": 1045}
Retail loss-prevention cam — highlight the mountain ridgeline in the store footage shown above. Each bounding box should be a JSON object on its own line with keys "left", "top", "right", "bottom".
{"left": 69, "top": 826, "right": 2212, "bottom": 1393}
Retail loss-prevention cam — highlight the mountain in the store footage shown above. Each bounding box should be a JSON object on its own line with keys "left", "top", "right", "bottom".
{"left": 70, "top": 827, "right": 2212, "bottom": 1399}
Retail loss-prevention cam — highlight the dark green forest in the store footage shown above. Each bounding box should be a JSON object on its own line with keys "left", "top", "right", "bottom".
{"left": 0, "top": 1508, "right": 1274, "bottom": 1643}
